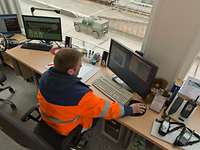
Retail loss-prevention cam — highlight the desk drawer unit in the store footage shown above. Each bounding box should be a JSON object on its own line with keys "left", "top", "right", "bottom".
{"left": 103, "top": 120, "right": 123, "bottom": 143}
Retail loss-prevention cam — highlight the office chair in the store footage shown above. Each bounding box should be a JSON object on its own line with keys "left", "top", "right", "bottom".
{"left": 0, "top": 71, "right": 16, "bottom": 110}
{"left": 0, "top": 109, "right": 55, "bottom": 150}
{"left": 21, "top": 104, "right": 87, "bottom": 150}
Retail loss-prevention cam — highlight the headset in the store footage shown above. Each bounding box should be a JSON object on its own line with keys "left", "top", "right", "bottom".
{"left": 0, "top": 33, "right": 7, "bottom": 52}
{"left": 156, "top": 116, "right": 185, "bottom": 136}
{"left": 0, "top": 33, "right": 19, "bottom": 52}
{"left": 156, "top": 116, "right": 200, "bottom": 147}
{"left": 174, "top": 126, "right": 200, "bottom": 147}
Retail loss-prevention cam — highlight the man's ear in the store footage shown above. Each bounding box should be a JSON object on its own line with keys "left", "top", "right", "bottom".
{"left": 67, "top": 68, "right": 75, "bottom": 75}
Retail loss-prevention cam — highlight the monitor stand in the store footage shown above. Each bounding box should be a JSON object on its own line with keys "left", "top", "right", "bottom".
{"left": 111, "top": 75, "right": 132, "bottom": 92}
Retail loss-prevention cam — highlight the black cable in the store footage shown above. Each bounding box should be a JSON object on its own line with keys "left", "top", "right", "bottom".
{"left": 54, "top": 42, "right": 61, "bottom": 48}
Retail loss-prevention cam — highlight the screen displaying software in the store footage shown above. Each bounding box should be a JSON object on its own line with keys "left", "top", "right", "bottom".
{"left": 22, "top": 15, "right": 62, "bottom": 41}
{"left": 129, "top": 56, "right": 152, "bottom": 82}
{"left": 108, "top": 39, "right": 158, "bottom": 97}
{"left": 0, "top": 15, "right": 21, "bottom": 34}
{"left": 109, "top": 44, "right": 152, "bottom": 83}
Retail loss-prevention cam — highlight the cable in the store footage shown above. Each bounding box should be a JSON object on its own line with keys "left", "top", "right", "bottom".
{"left": 54, "top": 42, "right": 61, "bottom": 48}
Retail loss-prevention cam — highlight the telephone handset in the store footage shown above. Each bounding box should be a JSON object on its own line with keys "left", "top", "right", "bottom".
{"left": 167, "top": 96, "right": 184, "bottom": 115}
{"left": 180, "top": 96, "right": 199, "bottom": 119}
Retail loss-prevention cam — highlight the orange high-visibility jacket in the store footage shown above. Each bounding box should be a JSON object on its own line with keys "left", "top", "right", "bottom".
{"left": 37, "top": 68, "right": 133, "bottom": 136}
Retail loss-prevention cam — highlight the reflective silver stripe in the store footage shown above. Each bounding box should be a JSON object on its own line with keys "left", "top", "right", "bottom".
{"left": 119, "top": 104, "right": 125, "bottom": 116}
{"left": 81, "top": 128, "right": 89, "bottom": 133}
{"left": 41, "top": 112, "right": 80, "bottom": 124}
{"left": 99, "top": 100, "right": 110, "bottom": 117}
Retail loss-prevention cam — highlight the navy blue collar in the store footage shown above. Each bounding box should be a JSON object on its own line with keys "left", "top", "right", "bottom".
{"left": 49, "top": 67, "right": 81, "bottom": 81}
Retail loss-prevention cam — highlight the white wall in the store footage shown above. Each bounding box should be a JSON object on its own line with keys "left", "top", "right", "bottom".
{"left": 142, "top": 0, "right": 200, "bottom": 86}
{"left": 0, "top": 0, "right": 23, "bottom": 27}
{"left": 0, "top": 0, "right": 19, "bottom": 14}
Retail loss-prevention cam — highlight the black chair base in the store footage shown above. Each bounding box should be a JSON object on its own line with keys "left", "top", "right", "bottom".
{"left": 21, "top": 104, "right": 40, "bottom": 122}
{"left": 0, "top": 86, "right": 16, "bottom": 111}
{"left": 0, "top": 86, "right": 15, "bottom": 93}
{"left": 34, "top": 120, "right": 85, "bottom": 150}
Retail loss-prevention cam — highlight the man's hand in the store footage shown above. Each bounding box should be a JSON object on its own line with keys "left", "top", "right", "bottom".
{"left": 130, "top": 103, "right": 146, "bottom": 114}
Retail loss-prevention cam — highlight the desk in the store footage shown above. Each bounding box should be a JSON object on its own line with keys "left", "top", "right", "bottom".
{"left": 1, "top": 34, "right": 26, "bottom": 68}
{"left": 6, "top": 46, "right": 200, "bottom": 150}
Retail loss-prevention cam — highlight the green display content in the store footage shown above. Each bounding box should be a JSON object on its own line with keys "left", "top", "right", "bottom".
{"left": 25, "top": 22, "right": 61, "bottom": 40}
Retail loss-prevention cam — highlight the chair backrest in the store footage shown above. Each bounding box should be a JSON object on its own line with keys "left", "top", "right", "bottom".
{"left": 0, "top": 110, "right": 55, "bottom": 150}
{"left": 34, "top": 120, "right": 83, "bottom": 150}
{"left": 34, "top": 120, "right": 66, "bottom": 150}
{"left": 21, "top": 104, "right": 83, "bottom": 150}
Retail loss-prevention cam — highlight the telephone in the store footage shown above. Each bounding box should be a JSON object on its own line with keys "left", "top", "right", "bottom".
{"left": 166, "top": 96, "right": 199, "bottom": 122}
{"left": 167, "top": 96, "right": 184, "bottom": 115}
{"left": 180, "top": 96, "right": 199, "bottom": 119}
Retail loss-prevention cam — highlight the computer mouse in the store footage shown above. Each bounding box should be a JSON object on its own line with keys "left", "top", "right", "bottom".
{"left": 128, "top": 100, "right": 146, "bottom": 116}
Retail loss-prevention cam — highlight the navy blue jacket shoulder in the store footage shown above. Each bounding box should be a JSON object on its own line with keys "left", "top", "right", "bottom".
{"left": 39, "top": 67, "right": 90, "bottom": 106}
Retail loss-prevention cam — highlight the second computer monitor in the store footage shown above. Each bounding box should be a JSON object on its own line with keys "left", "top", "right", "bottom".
{"left": 22, "top": 15, "right": 62, "bottom": 41}
{"left": 108, "top": 39, "right": 158, "bottom": 97}
{"left": 0, "top": 14, "right": 21, "bottom": 34}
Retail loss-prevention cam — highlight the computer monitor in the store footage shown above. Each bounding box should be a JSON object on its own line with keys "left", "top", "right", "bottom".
{"left": 22, "top": 15, "right": 62, "bottom": 41}
{"left": 107, "top": 39, "right": 158, "bottom": 97}
{"left": 0, "top": 14, "right": 21, "bottom": 34}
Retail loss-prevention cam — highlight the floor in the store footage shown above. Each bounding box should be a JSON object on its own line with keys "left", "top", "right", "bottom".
{"left": 0, "top": 66, "right": 36, "bottom": 150}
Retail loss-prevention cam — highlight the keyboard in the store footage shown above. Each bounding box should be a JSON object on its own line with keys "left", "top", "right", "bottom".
{"left": 21, "top": 42, "right": 53, "bottom": 51}
{"left": 92, "top": 76, "right": 133, "bottom": 104}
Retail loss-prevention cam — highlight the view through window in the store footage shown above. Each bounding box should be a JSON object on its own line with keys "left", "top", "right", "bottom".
{"left": 19, "top": 0, "right": 153, "bottom": 53}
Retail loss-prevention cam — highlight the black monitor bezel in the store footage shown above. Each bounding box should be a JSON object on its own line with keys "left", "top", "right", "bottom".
{"left": 22, "top": 15, "right": 62, "bottom": 41}
{"left": 0, "top": 14, "right": 21, "bottom": 34}
{"left": 107, "top": 39, "right": 158, "bottom": 97}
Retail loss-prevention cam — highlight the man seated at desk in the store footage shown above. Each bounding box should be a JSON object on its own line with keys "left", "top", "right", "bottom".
{"left": 37, "top": 48, "right": 146, "bottom": 136}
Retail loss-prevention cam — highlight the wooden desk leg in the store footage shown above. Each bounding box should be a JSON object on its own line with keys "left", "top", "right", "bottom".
{"left": 32, "top": 71, "right": 41, "bottom": 87}
{"left": 11, "top": 59, "right": 22, "bottom": 76}
{"left": 122, "top": 129, "right": 135, "bottom": 148}
{"left": 11, "top": 59, "right": 33, "bottom": 80}
{"left": 0, "top": 53, "right": 4, "bottom": 65}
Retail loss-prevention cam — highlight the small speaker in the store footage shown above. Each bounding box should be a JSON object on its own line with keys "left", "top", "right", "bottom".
{"left": 101, "top": 51, "right": 109, "bottom": 66}
{"left": 65, "top": 36, "right": 72, "bottom": 48}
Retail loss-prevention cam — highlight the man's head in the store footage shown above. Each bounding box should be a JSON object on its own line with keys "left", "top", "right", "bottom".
{"left": 54, "top": 48, "right": 82, "bottom": 76}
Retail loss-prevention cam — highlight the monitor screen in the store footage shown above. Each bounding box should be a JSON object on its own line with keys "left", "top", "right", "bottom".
{"left": 22, "top": 15, "right": 62, "bottom": 41}
{"left": 0, "top": 14, "right": 21, "bottom": 34}
{"left": 107, "top": 39, "right": 158, "bottom": 97}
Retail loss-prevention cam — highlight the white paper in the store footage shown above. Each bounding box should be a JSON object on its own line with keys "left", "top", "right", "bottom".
{"left": 78, "top": 63, "right": 99, "bottom": 82}
{"left": 179, "top": 76, "right": 200, "bottom": 101}
{"left": 45, "top": 62, "right": 99, "bottom": 83}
